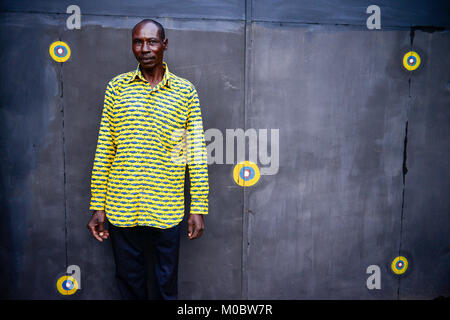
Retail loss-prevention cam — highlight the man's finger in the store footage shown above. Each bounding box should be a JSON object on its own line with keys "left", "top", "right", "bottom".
{"left": 190, "top": 222, "right": 199, "bottom": 239}
{"left": 88, "top": 225, "right": 103, "bottom": 242}
{"left": 97, "top": 221, "right": 105, "bottom": 237}
{"left": 100, "top": 230, "right": 110, "bottom": 239}
{"left": 188, "top": 220, "right": 193, "bottom": 238}
{"left": 197, "top": 220, "right": 205, "bottom": 239}
{"left": 197, "top": 223, "right": 204, "bottom": 239}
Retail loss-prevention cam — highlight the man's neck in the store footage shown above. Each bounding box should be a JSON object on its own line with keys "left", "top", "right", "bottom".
{"left": 140, "top": 63, "right": 165, "bottom": 87}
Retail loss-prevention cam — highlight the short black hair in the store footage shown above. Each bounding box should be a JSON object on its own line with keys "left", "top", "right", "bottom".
{"left": 132, "top": 19, "right": 166, "bottom": 40}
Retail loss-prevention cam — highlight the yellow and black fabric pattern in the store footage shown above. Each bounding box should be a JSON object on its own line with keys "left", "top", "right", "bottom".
{"left": 89, "top": 61, "right": 209, "bottom": 228}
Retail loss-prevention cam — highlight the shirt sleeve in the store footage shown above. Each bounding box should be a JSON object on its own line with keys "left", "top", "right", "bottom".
{"left": 89, "top": 81, "right": 117, "bottom": 211}
{"left": 185, "top": 86, "right": 209, "bottom": 215}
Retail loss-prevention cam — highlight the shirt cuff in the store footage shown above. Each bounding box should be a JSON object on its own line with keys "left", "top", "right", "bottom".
{"left": 190, "top": 197, "right": 208, "bottom": 215}
{"left": 89, "top": 197, "right": 106, "bottom": 211}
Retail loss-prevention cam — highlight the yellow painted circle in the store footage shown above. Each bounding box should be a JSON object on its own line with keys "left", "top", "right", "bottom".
{"left": 233, "top": 161, "right": 260, "bottom": 187}
{"left": 49, "top": 41, "right": 71, "bottom": 62}
{"left": 402, "top": 51, "right": 420, "bottom": 71}
{"left": 56, "top": 275, "right": 78, "bottom": 295}
{"left": 391, "top": 256, "right": 408, "bottom": 275}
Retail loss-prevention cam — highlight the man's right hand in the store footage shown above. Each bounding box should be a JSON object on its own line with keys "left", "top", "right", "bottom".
{"left": 87, "top": 210, "right": 109, "bottom": 242}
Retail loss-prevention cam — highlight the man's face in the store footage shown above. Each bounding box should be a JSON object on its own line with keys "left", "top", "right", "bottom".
{"left": 132, "top": 22, "right": 167, "bottom": 69}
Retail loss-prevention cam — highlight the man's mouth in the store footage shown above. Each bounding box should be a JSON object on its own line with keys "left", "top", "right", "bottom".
{"left": 142, "top": 57, "right": 155, "bottom": 62}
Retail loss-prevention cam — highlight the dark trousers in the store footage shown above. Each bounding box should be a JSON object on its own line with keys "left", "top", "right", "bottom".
{"left": 108, "top": 220, "right": 181, "bottom": 300}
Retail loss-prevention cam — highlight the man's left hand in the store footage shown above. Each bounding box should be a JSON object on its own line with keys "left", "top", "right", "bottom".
{"left": 187, "top": 214, "right": 204, "bottom": 240}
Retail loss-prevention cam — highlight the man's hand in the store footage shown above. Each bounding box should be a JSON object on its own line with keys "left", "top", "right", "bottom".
{"left": 187, "top": 214, "right": 204, "bottom": 240}
{"left": 87, "top": 210, "right": 109, "bottom": 242}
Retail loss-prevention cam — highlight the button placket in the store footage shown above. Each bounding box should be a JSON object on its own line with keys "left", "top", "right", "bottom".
{"left": 137, "top": 82, "right": 153, "bottom": 216}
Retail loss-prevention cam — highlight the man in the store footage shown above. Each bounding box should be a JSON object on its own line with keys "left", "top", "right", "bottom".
{"left": 87, "top": 19, "right": 209, "bottom": 300}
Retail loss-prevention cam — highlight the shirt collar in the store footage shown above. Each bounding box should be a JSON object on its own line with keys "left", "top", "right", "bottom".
{"left": 128, "top": 61, "right": 171, "bottom": 88}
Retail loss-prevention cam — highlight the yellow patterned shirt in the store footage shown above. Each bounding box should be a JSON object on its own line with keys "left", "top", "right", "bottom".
{"left": 89, "top": 61, "right": 209, "bottom": 228}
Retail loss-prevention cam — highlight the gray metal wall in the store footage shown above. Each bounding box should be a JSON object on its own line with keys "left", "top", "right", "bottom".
{"left": 0, "top": 0, "right": 448, "bottom": 299}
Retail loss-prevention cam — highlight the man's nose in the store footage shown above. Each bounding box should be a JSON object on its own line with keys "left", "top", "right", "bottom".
{"left": 142, "top": 42, "right": 151, "bottom": 52}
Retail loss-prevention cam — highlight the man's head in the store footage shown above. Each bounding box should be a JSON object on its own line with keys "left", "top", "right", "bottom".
{"left": 132, "top": 19, "right": 168, "bottom": 69}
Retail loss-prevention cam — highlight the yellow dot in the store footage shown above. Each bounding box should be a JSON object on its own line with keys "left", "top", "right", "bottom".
{"left": 402, "top": 51, "right": 420, "bottom": 71}
{"left": 49, "top": 41, "right": 71, "bottom": 62}
{"left": 56, "top": 275, "right": 78, "bottom": 295}
{"left": 391, "top": 256, "right": 408, "bottom": 275}
{"left": 233, "top": 161, "right": 260, "bottom": 187}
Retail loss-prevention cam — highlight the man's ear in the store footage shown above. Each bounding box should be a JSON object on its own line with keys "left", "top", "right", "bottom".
{"left": 163, "top": 38, "right": 168, "bottom": 51}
